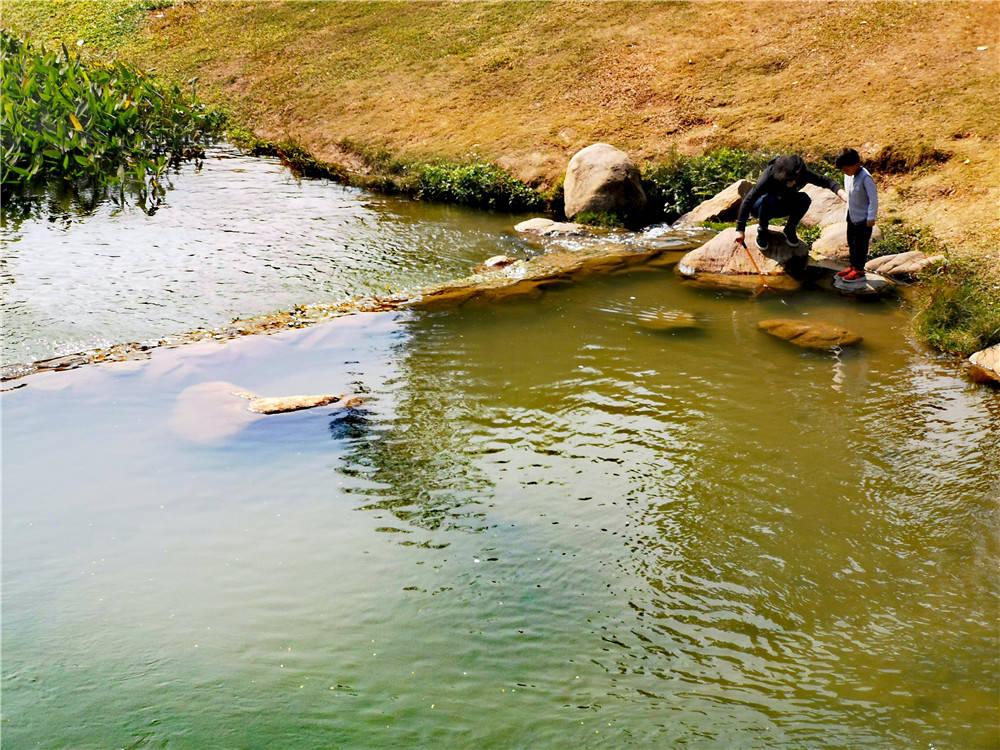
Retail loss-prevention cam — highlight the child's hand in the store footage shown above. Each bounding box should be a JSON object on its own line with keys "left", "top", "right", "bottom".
{"left": 837, "top": 189, "right": 849, "bottom": 202}
{"left": 734, "top": 231, "right": 745, "bottom": 246}
{"left": 867, "top": 220, "right": 876, "bottom": 227}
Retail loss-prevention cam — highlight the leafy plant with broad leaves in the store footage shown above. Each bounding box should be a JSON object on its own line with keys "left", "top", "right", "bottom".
{"left": 1, "top": 30, "right": 223, "bottom": 209}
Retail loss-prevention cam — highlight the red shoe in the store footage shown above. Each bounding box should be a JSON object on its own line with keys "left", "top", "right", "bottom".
{"left": 836, "top": 267, "right": 852, "bottom": 278}
{"left": 843, "top": 268, "right": 865, "bottom": 281}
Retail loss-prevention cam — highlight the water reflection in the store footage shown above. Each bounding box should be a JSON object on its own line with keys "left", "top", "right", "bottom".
{"left": 326, "top": 270, "right": 999, "bottom": 747}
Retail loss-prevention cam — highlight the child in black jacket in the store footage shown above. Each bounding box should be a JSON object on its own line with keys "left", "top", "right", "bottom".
{"left": 735, "top": 155, "right": 847, "bottom": 249}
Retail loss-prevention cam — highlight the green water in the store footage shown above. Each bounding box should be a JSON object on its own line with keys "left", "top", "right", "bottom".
{"left": 3, "top": 265, "right": 998, "bottom": 748}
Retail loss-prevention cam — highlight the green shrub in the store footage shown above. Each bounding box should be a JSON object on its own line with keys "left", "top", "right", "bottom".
{"left": 414, "top": 162, "right": 542, "bottom": 211}
{"left": 799, "top": 225, "right": 823, "bottom": 246}
{"left": 914, "top": 254, "right": 1000, "bottom": 356}
{"left": 574, "top": 210, "right": 624, "bottom": 228}
{"left": 641, "top": 147, "right": 771, "bottom": 221}
{"left": 1, "top": 30, "right": 223, "bottom": 207}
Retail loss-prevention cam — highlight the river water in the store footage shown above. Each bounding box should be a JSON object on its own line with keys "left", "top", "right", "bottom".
{"left": 2, "top": 150, "right": 998, "bottom": 749}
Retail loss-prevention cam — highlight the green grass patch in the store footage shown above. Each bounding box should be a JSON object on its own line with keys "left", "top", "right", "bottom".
{"left": 870, "top": 218, "right": 941, "bottom": 259}
{"left": 0, "top": 0, "right": 169, "bottom": 53}
{"left": 799, "top": 225, "right": 823, "bottom": 246}
{"left": 413, "top": 162, "right": 542, "bottom": 211}
{"left": 913, "top": 253, "right": 1000, "bottom": 356}
{"left": 1, "top": 30, "right": 223, "bottom": 209}
{"left": 574, "top": 211, "right": 624, "bottom": 228}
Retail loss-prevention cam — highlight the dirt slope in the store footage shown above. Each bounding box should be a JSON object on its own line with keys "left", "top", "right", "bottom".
{"left": 6, "top": 1, "right": 999, "bottom": 254}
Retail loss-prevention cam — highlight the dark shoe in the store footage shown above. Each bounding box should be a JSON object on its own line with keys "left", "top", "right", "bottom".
{"left": 754, "top": 231, "right": 769, "bottom": 250}
{"left": 783, "top": 228, "right": 803, "bottom": 247}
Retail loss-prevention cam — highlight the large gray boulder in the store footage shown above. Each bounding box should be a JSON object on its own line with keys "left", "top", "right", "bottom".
{"left": 675, "top": 180, "right": 753, "bottom": 227}
{"left": 801, "top": 183, "right": 847, "bottom": 227}
{"left": 676, "top": 225, "right": 808, "bottom": 291}
{"left": 810, "top": 221, "right": 884, "bottom": 262}
{"left": 563, "top": 143, "right": 646, "bottom": 221}
{"left": 865, "top": 250, "right": 944, "bottom": 278}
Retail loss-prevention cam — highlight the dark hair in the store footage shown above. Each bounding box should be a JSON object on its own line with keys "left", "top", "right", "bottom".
{"left": 772, "top": 155, "right": 804, "bottom": 182}
{"left": 835, "top": 148, "right": 861, "bottom": 168}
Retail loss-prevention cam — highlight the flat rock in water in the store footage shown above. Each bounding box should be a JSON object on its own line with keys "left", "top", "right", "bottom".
{"left": 832, "top": 272, "right": 893, "bottom": 295}
{"left": 758, "top": 318, "right": 863, "bottom": 349}
{"left": 514, "top": 217, "right": 588, "bottom": 236}
{"left": 967, "top": 343, "right": 1000, "bottom": 384}
{"left": 169, "top": 381, "right": 360, "bottom": 442}
{"left": 473, "top": 255, "right": 519, "bottom": 274}
{"left": 247, "top": 394, "right": 359, "bottom": 415}
{"left": 676, "top": 225, "right": 807, "bottom": 291}
{"left": 636, "top": 310, "right": 699, "bottom": 331}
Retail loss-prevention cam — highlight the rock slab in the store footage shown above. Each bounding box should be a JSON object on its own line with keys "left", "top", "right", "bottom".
{"left": 676, "top": 225, "right": 808, "bottom": 291}
{"left": 801, "top": 183, "right": 847, "bottom": 227}
{"left": 563, "top": 143, "right": 646, "bottom": 221}
{"left": 865, "top": 250, "right": 944, "bottom": 278}
{"left": 810, "top": 221, "right": 884, "bottom": 262}
{"left": 758, "top": 319, "right": 863, "bottom": 349}
{"left": 968, "top": 343, "right": 1000, "bottom": 384}
{"left": 675, "top": 180, "right": 752, "bottom": 227}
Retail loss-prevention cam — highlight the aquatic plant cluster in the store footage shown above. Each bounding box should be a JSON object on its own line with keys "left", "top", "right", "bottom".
{"left": 0, "top": 30, "right": 222, "bottom": 207}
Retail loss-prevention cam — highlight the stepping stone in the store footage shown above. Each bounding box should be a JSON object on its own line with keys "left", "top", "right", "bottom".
{"left": 758, "top": 318, "right": 862, "bottom": 349}
{"left": 832, "top": 272, "right": 893, "bottom": 296}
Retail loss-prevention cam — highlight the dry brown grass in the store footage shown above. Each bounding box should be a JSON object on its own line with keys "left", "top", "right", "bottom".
{"left": 6, "top": 0, "right": 999, "bottom": 254}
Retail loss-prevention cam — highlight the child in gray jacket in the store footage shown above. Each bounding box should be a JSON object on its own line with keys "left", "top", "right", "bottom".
{"left": 834, "top": 149, "right": 878, "bottom": 281}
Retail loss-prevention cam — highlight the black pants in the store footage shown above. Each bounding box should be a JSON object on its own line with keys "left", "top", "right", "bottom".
{"left": 751, "top": 192, "right": 811, "bottom": 233}
{"left": 846, "top": 218, "right": 873, "bottom": 270}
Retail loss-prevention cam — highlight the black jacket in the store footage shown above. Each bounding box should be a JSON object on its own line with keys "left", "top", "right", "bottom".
{"left": 736, "top": 158, "right": 841, "bottom": 231}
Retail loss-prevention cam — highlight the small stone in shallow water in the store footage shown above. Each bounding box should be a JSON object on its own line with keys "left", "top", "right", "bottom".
{"left": 758, "top": 318, "right": 863, "bottom": 349}
{"left": 635, "top": 310, "right": 699, "bottom": 331}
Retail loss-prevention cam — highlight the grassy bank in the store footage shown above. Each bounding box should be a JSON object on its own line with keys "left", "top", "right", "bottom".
{"left": 3, "top": 0, "right": 998, "bottom": 356}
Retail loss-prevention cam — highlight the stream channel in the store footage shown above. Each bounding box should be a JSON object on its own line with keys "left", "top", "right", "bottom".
{"left": 2, "top": 146, "right": 998, "bottom": 749}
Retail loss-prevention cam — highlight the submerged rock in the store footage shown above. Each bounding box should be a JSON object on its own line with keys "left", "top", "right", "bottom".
{"left": 675, "top": 180, "right": 753, "bottom": 227}
{"left": 246, "top": 393, "right": 361, "bottom": 415}
{"left": 169, "top": 381, "right": 360, "bottom": 442}
{"left": 676, "top": 225, "right": 807, "bottom": 291}
{"left": 758, "top": 318, "right": 863, "bottom": 349}
{"left": 865, "top": 250, "right": 944, "bottom": 279}
{"left": 810, "top": 221, "right": 884, "bottom": 262}
{"left": 473, "top": 255, "right": 519, "bottom": 274}
{"left": 967, "top": 343, "right": 1000, "bottom": 384}
{"left": 635, "top": 310, "right": 699, "bottom": 331}
{"left": 563, "top": 143, "right": 646, "bottom": 221}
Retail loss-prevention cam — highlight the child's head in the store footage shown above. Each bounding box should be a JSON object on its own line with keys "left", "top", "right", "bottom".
{"left": 835, "top": 148, "right": 862, "bottom": 175}
{"left": 773, "top": 154, "right": 805, "bottom": 185}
